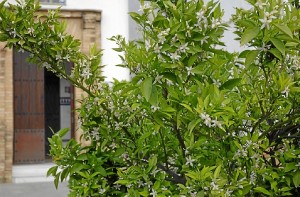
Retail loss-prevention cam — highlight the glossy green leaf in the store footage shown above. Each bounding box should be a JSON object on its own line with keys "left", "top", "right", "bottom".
{"left": 245, "top": 50, "right": 259, "bottom": 66}
{"left": 220, "top": 78, "right": 242, "bottom": 90}
{"left": 213, "top": 165, "right": 221, "bottom": 179}
{"left": 270, "top": 37, "right": 285, "bottom": 55}
{"left": 188, "top": 54, "right": 198, "bottom": 67}
{"left": 240, "top": 26, "right": 260, "bottom": 46}
{"left": 293, "top": 171, "right": 300, "bottom": 187}
{"left": 269, "top": 48, "right": 282, "bottom": 60}
{"left": 0, "top": 33, "right": 9, "bottom": 41}
{"left": 285, "top": 162, "right": 297, "bottom": 172}
{"left": 47, "top": 166, "right": 58, "bottom": 177}
{"left": 57, "top": 128, "right": 70, "bottom": 137}
{"left": 149, "top": 85, "right": 158, "bottom": 106}
{"left": 254, "top": 187, "right": 272, "bottom": 196}
{"left": 274, "top": 24, "right": 293, "bottom": 38}
{"left": 141, "top": 77, "right": 153, "bottom": 101}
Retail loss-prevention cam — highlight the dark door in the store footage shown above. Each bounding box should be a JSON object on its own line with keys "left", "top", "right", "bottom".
{"left": 13, "top": 50, "right": 45, "bottom": 164}
{"left": 44, "top": 70, "right": 60, "bottom": 156}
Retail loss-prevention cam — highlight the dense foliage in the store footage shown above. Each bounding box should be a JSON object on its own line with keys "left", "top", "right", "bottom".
{"left": 0, "top": 0, "right": 300, "bottom": 196}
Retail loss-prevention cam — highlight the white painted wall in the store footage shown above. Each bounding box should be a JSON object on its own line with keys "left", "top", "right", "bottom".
{"left": 42, "top": 0, "right": 132, "bottom": 82}
{"left": 5, "top": 0, "right": 134, "bottom": 81}
{"left": 5, "top": 0, "right": 252, "bottom": 79}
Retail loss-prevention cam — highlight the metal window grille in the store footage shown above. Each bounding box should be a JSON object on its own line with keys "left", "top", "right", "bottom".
{"left": 39, "top": 0, "right": 66, "bottom": 5}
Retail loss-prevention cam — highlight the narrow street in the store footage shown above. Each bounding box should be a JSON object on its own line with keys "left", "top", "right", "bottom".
{"left": 0, "top": 182, "right": 68, "bottom": 197}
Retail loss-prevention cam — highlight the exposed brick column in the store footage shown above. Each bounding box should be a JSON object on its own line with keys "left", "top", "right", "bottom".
{"left": 0, "top": 43, "right": 13, "bottom": 183}
{"left": 74, "top": 11, "right": 101, "bottom": 142}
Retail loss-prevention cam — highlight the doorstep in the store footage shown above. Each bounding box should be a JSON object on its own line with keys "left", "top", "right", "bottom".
{"left": 12, "top": 163, "right": 56, "bottom": 183}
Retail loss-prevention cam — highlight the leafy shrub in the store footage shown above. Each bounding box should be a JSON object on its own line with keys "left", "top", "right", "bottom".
{"left": 0, "top": 0, "right": 299, "bottom": 196}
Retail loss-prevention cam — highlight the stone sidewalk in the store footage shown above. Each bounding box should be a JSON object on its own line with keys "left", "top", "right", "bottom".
{"left": 0, "top": 182, "right": 69, "bottom": 197}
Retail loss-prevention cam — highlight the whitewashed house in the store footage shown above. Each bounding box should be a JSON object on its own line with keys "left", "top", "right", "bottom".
{"left": 0, "top": 0, "right": 139, "bottom": 183}
{"left": 0, "top": 0, "right": 250, "bottom": 183}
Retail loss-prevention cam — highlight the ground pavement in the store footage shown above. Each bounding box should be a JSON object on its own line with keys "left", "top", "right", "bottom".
{"left": 0, "top": 181, "right": 69, "bottom": 197}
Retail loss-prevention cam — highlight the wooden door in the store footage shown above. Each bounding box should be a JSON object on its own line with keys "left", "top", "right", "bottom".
{"left": 13, "top": 50, "right": 45, "bottom": 164}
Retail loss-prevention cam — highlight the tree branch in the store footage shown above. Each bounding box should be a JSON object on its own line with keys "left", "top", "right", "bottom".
{"left": 172, "top": 119, "right": 186, "bottom": 158}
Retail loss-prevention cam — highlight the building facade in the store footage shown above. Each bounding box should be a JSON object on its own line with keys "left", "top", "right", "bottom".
{"left": 0, "top": 0, "right": 140, "bottom": 183}
{"left": 0, "top": 0, "right": 250, "bottom": 183}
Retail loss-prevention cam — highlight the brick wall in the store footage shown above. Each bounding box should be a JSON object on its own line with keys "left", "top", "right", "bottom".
{"left": 75, "top": 11, "right": 101, "bottom": 143}
{"left": 0, "top": 43, "right": 13, "bottom": 183}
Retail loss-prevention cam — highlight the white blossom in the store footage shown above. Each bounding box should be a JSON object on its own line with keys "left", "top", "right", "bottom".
{"left": 154, "top": 44, "right": 162, "bottom": 53}
{"left": 109, "top": 142, "right": 117, "bottom": 150}
{"left": 210, "top": 181, "right": 219, "bottom": 190}
{"left": 99, "top": 188, "right": 106, "bottom": 194}
{"left": 150, "top": 189, "right": 157, "bottom": 197}
{"left": 282, "top": 86, "right": 290, "bottom": 98}
{"left": 213, "top": 79, "right": 221, "bottom": 87}
{"left": 200, "top": 36, "right": 209, "bottom": 45}
{"left": 151, "top": 106, "right": 160, "bottom": 112}
{"left": 154, "top": 75, "right": 163, "bottom": 84}
{"left": 250, "top": 171, "right": 257, "bottom": 184}
{"left": 200, "top": 112, "right": 212, "bottom": 127}
{"left": 55, "top": 52, "right": 62, "bottom": 61}
{"left": 179, "top": 43, "right": 189, "bottom": 53}
{"left": 64, "top": 54, "right": 70, "bottom": 61}
{"left": 186, "top": 66, "right": 194, "bottom": 76}
{"left": 139, "top": 2, "right": 152, "bottom": 12}
{"left": 259, "top": 11, "right": 276, "bottom": 29}
{"left": 169, "top": 52, "right": 181, "bottom": 61}
{"left": 27, "top": 27, "right": 35, "bottom": 35}
{"left": 19, "top": 0, "right": 26, "bottom": 8}
{"left": 211, "top": 119, "right": 223, "bottom": 129}
{"left": 10, "top": 28, "right": 17, "bottom": 38}
{"left": 90, "top": 127, "right": 100, "bottom": 140}
{"left": 157, "top": 28, "right": 170, "bottom": 44}
{"left": 185, "top": 155, "right": 195, "bottom": 167}
{"left": 80, "top": 66, "right": 92, "bottom": 79}
{"left": 255, "top": 0, "right": 267, "bottom": 9}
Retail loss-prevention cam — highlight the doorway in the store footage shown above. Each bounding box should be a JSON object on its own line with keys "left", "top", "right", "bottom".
{"left": 13, "top": 49, "right": 73, "bottom": 164}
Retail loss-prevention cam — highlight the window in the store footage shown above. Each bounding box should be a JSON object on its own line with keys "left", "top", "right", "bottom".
{"left": 39, "top": 0, "right": 66, "bottom": 5}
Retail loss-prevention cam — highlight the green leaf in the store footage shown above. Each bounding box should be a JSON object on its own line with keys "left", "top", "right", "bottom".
{"left": 180, "top": 103, "right": 193, "bottom": 113}
{"left": 254, "top": 187, "right": 272, "bottom": 196}
{"left": 141, "top": 77, "right": 153, "bottom": 101}
{"left": 285, "top": 162, "right": 297, "bottom": 172}
{"left": 269, "top": 48, "right": 282, "bottom": 60}
{"left": 77, "top": 153, "right": 88, "bottom": 161}
{"left": 270, "top": 37, "right": 285, "bottom": 55}
{"left": 274, "top": 24, "right": 293, "bottom": 38}
{"left": 139, "top": 190, "right": 149, "bottom": 197}
{"left": 149, "top": 85, "right": 158, "bottom": 106}
{"left": 7, "top": 38, "right": 19, "bottom": 43}
{"left": 219, "top": 78, "right": 242, "bottom": 90}
{"left": 47, "top": 166, "right": 58, "bottom": 177}
{"left": 197, "top": 190, "right": 205, "bottom": 197}
{"left": 245, "top": 50, "right": 259, "bottom": 66}
{"left": 54, "top": 173, "right": 60, "bottom": 189}
{"left": 57, "top": 128, "right": 69, "bottom": 137}
{"left": 188, "top": 119, "right": 201, "bottom": 133}
{"left": 240, "top": 26, "right": 260, "bottom": 46}
{"left": 213, "top": 165, "right": 222, "bottom": 179}
{"left": 213, "top": 3, "right": 221, "bottom": 18}
{"left": 70, "top": 163, "right": 86, "bottom": 174}
{"left": 129, "top": 12, "right": 141, "bottom": 23}
{"left": 293, "top": 171, "right": 300, "bottom": 187}
{"left": 0, "top": 33, "right": 9, "bottom": 41}
{"left": 60, "top": 168, "right": 69, "bottom": 182}
{"left": 188, "top": 54, "right": 198, "bottom": 67}
{"left": 148, "top": 155, "right": 157, "bottom": 168}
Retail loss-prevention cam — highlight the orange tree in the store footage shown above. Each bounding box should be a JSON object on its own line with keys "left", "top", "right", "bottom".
{"left": 0, "top": 0, "right": 299, "bottom": 196}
